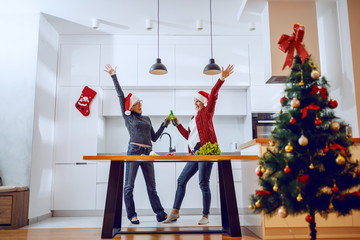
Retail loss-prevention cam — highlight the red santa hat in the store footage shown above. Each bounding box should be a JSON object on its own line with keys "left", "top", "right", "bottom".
{"left": 194, "top": 91, "right": 209, "bottom": 104}
{"left": 124, "top": 93, "right": 140, "bottom": 115}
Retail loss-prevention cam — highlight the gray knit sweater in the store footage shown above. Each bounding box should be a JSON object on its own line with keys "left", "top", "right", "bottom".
{"left": 111, "top": 75, "right": 165, "bottom": 146}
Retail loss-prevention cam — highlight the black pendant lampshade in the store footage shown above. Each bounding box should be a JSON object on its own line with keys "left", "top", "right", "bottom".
{"left": 203, "top": 0, "right": 221, "bottom": 75}
{"left": 150, "top": 58, "right": 168, "bottom": 75}
{"left": 150, "top": 0, "right": 167, "bottom": 75}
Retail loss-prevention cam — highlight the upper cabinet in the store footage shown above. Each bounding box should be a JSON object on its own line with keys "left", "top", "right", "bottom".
{"left": 58, "top": 45, "right": 100, "bottom": 86}
{"left": 175, "top": 45, "right": 214, "bottom": 86}
{"left": 137, "top": 44, "right": 176, "bottom": 86}
{"left": 100, "top": 45, "right": 138, "bottom": 87}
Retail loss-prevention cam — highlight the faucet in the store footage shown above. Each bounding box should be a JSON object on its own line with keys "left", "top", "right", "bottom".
{"left": 160, "top": 132, "right": 176, "bottom": 153}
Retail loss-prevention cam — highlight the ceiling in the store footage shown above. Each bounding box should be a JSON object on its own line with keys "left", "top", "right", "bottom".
{"left": 40, "top": 0, "right": 267, "bottom": 36}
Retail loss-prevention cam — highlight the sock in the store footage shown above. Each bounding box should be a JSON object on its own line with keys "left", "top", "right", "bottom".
{"left": 75, "top": 86, "right": 97, "bottom": 116}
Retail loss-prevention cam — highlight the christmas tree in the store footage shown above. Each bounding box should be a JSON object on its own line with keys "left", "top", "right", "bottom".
{"left": 249, "top": 23, "right": 360, "bottom": 240}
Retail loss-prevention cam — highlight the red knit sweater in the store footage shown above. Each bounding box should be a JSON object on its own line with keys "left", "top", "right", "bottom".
{"left": 177, "top": 79, "right": 224, "bottom": 153}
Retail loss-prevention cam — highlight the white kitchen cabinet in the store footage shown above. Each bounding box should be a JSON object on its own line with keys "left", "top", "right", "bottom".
{"left": 53, "top": 163, "right": 96, "bottom": 210}
{"left": 137, "top": 45, "right": 175, "bottom": 86}
{"left": 54, "top": 86, "right": 99, "bottom": 163}
{"left": 100, "top": 45, "right": 138, "bottom": 87}
{"left": 102, "top": 89, "right": 175, "bottom": 116}
{"left": 175, "top": 89, "right": 247, "bottom": 116}
{"left": 213, "top": 44, "right": 250, "bottom": 86}
{"left": 58, "top": 45, "right": 100, "bottom": 86}
{"left": 175, "top": 45, "right": 215, "bottom": 86}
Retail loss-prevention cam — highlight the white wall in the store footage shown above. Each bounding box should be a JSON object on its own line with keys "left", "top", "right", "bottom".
{"left": 29, "top": 14, "right": 59, "bottom": 219}
{"left": 0, "top": 12, "right": 40, "bottom": 186}
{"left": 316, "top": 0, "right": 359, "bottom": 137}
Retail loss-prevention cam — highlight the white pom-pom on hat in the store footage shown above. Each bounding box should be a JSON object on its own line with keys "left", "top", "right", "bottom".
{"left": 124, "top": 93, "right": 140, "bottom": 115}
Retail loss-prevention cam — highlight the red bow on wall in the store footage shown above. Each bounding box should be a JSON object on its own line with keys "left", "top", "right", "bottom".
{"left": 339, "top": 192, "right": 360, "bottom": 201}
{"left": 278, "top": 23, "right": 310, "bottom": 70}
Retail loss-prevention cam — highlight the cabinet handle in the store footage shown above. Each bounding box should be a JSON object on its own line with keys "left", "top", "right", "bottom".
{"left": 76, "top": 162, "right": 87, "bottom": 165}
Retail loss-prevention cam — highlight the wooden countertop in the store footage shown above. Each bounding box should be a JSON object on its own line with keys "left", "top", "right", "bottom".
{"left": 83, "top": 154, "right": 259, "bottom": 162}
{"left": 238, "top": 138, "right": 360, "bottom": 150}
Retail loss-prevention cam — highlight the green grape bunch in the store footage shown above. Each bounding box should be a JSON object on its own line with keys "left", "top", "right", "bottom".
{"left": 195, "top": 142, "right": 221, "bottom": 155}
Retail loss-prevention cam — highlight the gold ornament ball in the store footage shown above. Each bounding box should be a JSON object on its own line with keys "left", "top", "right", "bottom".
{"left": 299, "top": 80, "right": 305, "bottom": 86}
{"left": 330, "top": 121, "right": 340, "bottom": 131}
{"left": 336, "top": 154, "right": 346, "bottom": 165}
{"left": 273, "top": 184, "right": 278, "bottom": 192}
{"left": 329, "top": 202, "right": 334, "bottom": 210}
{"left": 285, "top": 143, "right": 294, "bottom": 152}
{"left": 297, "top": 193, "right": 303, "bottom": 202}
{"left": 255, "top": 200, "right": 261, "bottom": 207}
{"left": 249, "top": 204, "right": 254, "bottom": 210}
{"left": 291, "top": 97, "right": 300, "bottom": 108}
{"left": 298, "top": 135, "right": 308, "bottom": 146}
{"left": 270, "top": 141, "right": 275, "bottom": 147}
{"left": 261, "top": 166, "right": 266, "bottom": 173}
{"left": 311, "top": 70, "right": 320, "bottom": 79}
{"left": 278, "top": 206, "right": 288, "bottom": 218}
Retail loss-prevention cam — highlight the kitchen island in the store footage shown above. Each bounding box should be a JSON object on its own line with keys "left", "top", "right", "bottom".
{"left": 238, "top": 138, "right": 360, "bottom": 239}
{"left": 83, "top": 154, "right": 258, "bottom": 238}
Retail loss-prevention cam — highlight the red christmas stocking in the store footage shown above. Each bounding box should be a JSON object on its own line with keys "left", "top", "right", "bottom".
{"left": 75, "top": 86, "right": 97, "bottom": 116}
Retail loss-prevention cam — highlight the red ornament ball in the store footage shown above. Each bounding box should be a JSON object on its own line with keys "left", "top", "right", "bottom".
{"left": 329, "top": 99, "right": 338, "bottom": 109}
{"left": 357, "top": 169, "right": 360, "bottom": 176}
{"left": 315, "top": 119, "right": 322, "bottom": 125}
{"left": 332, "top": 186, "right": 339, "bottom": 193}
{"left": 290, "top": 117, "right": 296, "bottom": 125}
{"left": 305, "top": 215, "right": 313, "bottom": 223}
{"left": 280, "top": 96, "right": 287, "bottom": 105}
{"left": 324, "top": 147, "right": 330, "bottom": 153}
{"left": 284, "top": 167, "right": 291, "bottom": 174}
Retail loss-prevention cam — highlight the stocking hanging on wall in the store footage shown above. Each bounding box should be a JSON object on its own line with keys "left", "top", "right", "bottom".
{"left": 75, "top": 86, "right": 97, "bottom": 116}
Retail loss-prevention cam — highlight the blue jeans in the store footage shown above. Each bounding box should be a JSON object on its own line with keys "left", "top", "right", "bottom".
{"left": 173, "top": 142, "right": 214, "bottom": 215}
{"left": 124, "top": 144, "right": 167, "bottom": 221}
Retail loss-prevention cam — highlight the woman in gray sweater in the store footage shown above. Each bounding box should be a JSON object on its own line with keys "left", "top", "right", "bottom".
{"left": 104, "top": 64, "right": 168, "bottom": 224}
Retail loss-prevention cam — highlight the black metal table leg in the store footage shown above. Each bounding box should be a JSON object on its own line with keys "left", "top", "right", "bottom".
{"left": 218, "top": 160, "right": 242, "bottom": 237}
{"left": 101, "top": 161, "right": 124, "bottom": 238}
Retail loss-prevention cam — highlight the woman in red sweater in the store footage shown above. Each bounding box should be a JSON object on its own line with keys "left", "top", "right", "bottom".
{"left": 163, "top": 64, "right": 234, "bottom": 225}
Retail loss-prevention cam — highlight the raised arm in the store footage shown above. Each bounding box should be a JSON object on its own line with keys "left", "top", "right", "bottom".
{"left": 104, "top": 64, "right": 126, "bottom": 117}
{"left": 151, "top": 119, "right": 168, "bottom": 142}
{"left": 207, "top": 64, "right": 234, "bottom": 114}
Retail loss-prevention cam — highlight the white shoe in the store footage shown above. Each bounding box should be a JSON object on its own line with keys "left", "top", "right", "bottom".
{"left": 198, "top": 216, "right": 209, "bottom": 225}
{"left": 162, "top": 212, "right": 179, "bottom": 223}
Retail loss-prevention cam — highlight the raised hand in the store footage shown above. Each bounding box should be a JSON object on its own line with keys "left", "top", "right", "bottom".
{"left": 221, "top": 64, "right": 234, "bottom": 80}
{"left": 104, "top": 64, "right": 117, "bottom": 76}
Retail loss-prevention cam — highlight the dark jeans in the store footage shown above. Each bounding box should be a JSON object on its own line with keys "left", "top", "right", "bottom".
{"left": 173, "top": 142, "right": 214, "bottom": 215}
{"left": 124, "top": 144, "right": 167, "bottom": 221}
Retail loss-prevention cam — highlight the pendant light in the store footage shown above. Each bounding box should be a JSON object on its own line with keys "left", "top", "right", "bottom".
{"left": 149, "top": 0, "right": 168, "bottom": 75}
{"left": 203, "top": 0, "right": 221, "bottom": 75}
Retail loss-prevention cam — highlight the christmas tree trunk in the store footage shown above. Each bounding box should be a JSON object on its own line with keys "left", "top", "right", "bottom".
{"left": 249, "top": 24, "right": 360, "bottom": 240}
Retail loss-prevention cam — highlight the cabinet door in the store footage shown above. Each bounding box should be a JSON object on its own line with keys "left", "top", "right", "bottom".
{"left": 175, "top": 89, "right": 247, "bottom": 116}
{"left": 213, "top": 43, "right": 250, "bottom": 86}
{"left": 53, "top": 163, "right": 96, "bottom": 210}
{"left": 214, "top": 89, "right": 247, "bottom": 115}
{"left": 58, "top": 45, "right": 100, "bottom": 86}
{"left": 137, "top": 45, "right": 175, "bottom": 86}
{"left": 100, "top": 45, "right": 138, "bottom": 87}
{"left": 54, "top": 87, "right": 99, "bottom": 163}
{"left": 102, "top": 89, "right": 175, "bottom": 116}
{"left": 175, "top": 45, "right": 215, "bottom": 86}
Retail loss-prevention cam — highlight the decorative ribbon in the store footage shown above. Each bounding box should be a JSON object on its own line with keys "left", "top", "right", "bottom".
{"left": 308, "top": 85, "right": 328, "bottom": 99}
{"left": 329, "top": 142, "right": 347, "bottom": 157}
{"left": 339, "top": 192, "right": 360, "bottom": 201}
{"left": 256, "top": 190, "right": 271, "bottom": 196}
{"left": 301, "top": 103, "right": 320, "bottom": 119}
{"left": 296, "top": 175, "right": 310, "bottom": 184}
{"left": 278, "top": 23, "right": 310, "bottom": 70}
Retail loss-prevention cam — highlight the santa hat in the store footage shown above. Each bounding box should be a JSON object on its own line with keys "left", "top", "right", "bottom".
{"left": 124, "top": 93, "right": 140, "bottom": 115}
{"left": 194, "top": 91, "right": 209, "bottom": 104}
